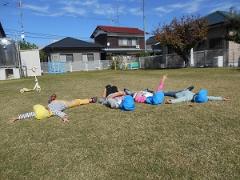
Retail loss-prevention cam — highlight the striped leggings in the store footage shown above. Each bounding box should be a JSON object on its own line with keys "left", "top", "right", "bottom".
{"left": 18, "top": 112, "right": 36, "bottom": 120}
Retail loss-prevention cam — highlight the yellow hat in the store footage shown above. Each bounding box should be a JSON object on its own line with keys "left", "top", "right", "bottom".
{"left": 33, "top": 104, "right": 51, "bottom": 120}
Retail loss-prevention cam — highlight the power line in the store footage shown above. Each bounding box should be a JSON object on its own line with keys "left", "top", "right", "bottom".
{"left": 6, "top": 28, "right": 88, "bottom": 37}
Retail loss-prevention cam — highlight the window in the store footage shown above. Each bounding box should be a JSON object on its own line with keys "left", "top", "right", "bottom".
{"left": 5, "top": 69, "right": 14, "bottom": 79}
{"left": 209, "top": 38, "right": 224, "bottom": 49}
{"left": 60, "top": 54, "right": 73, "bottom": 62}
{"left": 119, "top": 39, "right": 128, "bottom": 46}
{"left": 66, "top": 54, "right": 73, "bottom": 62}
{"left": 119, "top": 38, "right": 137, "bottom": 47}
{"left": 132, "top": 39, "right": 137, "bottom": 46}
{"left": 87, "top": 53, "right": 94, "bottom": 61}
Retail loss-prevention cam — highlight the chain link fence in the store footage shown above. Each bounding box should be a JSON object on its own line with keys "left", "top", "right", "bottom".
{"left": 40, "top": 49, "right": 240, "bottom": 73}
{"left": 139, "top": 49, "right": 240, "bottom": 69}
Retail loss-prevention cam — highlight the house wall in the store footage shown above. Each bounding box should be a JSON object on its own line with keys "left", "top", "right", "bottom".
{"left": 95, "top": 34, "right": 107, "bottom": 46}
{"left": 0, "top": 32, "right": 4, "bottom": 38}
{"left": 207, "top": 25, "right": 228, "bottom": 50}
{"left": 49, "top": 51, "right": 101, "bottom": 62}
{"left": 105, "top": 36, "right": 144, "bottom": 49}
{"left": 207, "top": 26, "right": 227, "bottom": 39}
{"left": 228, "top": 41, "right": 240, "bottom": 67}
{"left": 94, "top": 33, "right": 145, "bottom": 49}
{"left": 0, "top": 68, "right": 20, "bottom": 80}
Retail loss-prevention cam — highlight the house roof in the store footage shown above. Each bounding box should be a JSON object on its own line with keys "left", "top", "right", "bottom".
{"left": 146, "top": 36, "right": 158, "bottom": 45}
{"left": 90, "top": 25, "right": 144, "bottom": 38}
{"left": 205, "top": 11, "right": 239, "bottom": 26}
{"left": 0, "top": 22, "right": 6, "bottom": 38}
{"left": 43, "top": 37, "right": 103, "bottom": 51}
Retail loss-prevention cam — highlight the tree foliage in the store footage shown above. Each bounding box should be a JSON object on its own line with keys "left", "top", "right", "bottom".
{"left": 226, "top": 12, "right": 240, "bottom": 43}
{"left": 39, "top": 50, "right": 48, "bottom": 62}
{"left": 154, "top": 15, "right": 208, "bottom": 66}
{"left": 19, "top": 40, "right": 38, "bottom": 50}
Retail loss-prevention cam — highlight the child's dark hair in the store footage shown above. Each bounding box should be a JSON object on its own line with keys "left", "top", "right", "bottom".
{"left": 48, "top": 94, "right": 57, "bottom": 104}
{"left": 106, "top": 85, "right": 118, "bottom": 97}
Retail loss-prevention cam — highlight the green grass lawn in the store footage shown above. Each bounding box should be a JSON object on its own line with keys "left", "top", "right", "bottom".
{"left": 0, "top": 68, "right": 239, "bottom": 179}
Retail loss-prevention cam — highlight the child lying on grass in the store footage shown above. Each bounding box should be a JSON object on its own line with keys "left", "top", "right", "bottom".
{"left": 10, "top": 94, "right": 97, "bottom": 123}
{"left": 99, "top": 87, "right": 135, "bottom": 111}
{"left": 124, "top": 75, "right": 167, "bottom": 105}
{"left": 164, "top": 88, "right": 230, "bottom": 104}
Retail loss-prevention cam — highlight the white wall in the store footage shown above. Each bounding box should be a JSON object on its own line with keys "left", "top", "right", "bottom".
{"left": 0, "top": 68, "right": 20, "bottom": 80}
{"left": 20, "top": 49, "right": 41, "bottom": 76}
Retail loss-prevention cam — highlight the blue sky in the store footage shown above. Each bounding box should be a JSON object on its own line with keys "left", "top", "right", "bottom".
{"left": 0, "top": 0, "right": 239, "bottom": 47}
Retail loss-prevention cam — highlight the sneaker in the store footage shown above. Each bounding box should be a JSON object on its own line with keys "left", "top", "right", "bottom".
{"left": 186, "top": 86, "right": 194, "bottom": 91}
{"left": 90, "top": 97, "right": 97, "bottom": 103}
{"left": 145, "top": 88, "right": 154, "bottom": 93}
{"left": 124, "top": 88, "right": 134, "bottom": 96}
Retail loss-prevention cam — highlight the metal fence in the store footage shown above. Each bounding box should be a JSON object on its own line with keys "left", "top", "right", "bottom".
{"left": 41, "top": 60, "right": 111, "bottom": 73}
{"left": 40, "top": 49, "right": 240, "bottom": 73}
{"left": 139, "top": 49, "right": 240, "bottom": 69}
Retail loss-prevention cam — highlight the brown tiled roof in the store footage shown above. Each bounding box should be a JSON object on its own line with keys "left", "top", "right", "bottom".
{"left": 90, "top": 25, "right": 144, "bottom": 38}
{"left": 97, "top": 25, "right": 144, "bottom": 34}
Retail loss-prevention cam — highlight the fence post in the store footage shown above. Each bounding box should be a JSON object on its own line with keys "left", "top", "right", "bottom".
{"left": 139, "top": 57, "right": 142, "bottom": 69}
{"left": 165, "top": 54, "right": 168, "bottom": 68}
{"left": 190, "top": 48, "right": 194, "bottom": 67}
{"left": 99, "top": 60, "right": 101, "bottom": 70}
{"left": 85, "top": 62, "right": 88, "bottom": 71}
{"left": 204, "top": 50, "right": 206, "bottom": 67}
{"left": 70, "top": 62, "right": 72, "bottom": 72}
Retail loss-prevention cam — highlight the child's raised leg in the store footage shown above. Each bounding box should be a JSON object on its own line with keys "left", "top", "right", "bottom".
{"left": 156, "top": 75, "right": 167, "bottom": 91}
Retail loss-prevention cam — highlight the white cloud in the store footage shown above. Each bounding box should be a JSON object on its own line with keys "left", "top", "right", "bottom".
{"left": 129, "top": 8, "right": 142, "bottom": 16}
{"left": 155, "top": 0, "right": 206, "bottom": 14}
{"left": 93, "top": 4, "right": 114, "bottom": 15}
{"left": 81, "top": 0, "right": 98, "bottom": 6}
{"left": 154, "top": 7, "right": 172, "bottom": 14}
{"left": 21, "top": 0, "right": 146, "bottom": 20}
{"left": 62, "top": 6, "right": 86, "bottom": 16}
{"left": 23, "top": 4, "right": 49, "bottom": 13}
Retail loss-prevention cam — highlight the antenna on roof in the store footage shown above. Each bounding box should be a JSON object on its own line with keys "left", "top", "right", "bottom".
{"left": 112, "top": 0, "right": 119, "bottom": 25}
{"left": 229, "top": 6, "right": 237, "bottom": 15}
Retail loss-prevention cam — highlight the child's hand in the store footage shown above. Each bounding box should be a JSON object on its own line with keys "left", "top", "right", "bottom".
{"left": 62, "top": 117, "right": 69, "bottom": 123}
{"left": 162, "top": 75, "right": 167, "bottom": 81}
{"left": 9, "top": 117, "right": 19, "bottom": 123}
{"left": 223, "top": 97, "right": 230, "bottom": 101}
{"left": 165, "top": 99, "right": 172, "bottom": 104}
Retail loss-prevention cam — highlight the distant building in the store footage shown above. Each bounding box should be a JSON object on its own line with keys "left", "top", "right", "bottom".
{"left": 42, "top": 37, "right": 103, "bottom": 62}
{"left": 90, "top": 25, "right": 145, "bottom": 59}
{"left": 146, "top": 11, "right": 240, "bottom": 67}
{"left": 0, "top": 22, "right": 21, "bottom": 80}
{"left": 0, "top": 22, "right": 6, "bottom": 38}
{"left": 146, "top": 36, "right": 162, "bottom": 54}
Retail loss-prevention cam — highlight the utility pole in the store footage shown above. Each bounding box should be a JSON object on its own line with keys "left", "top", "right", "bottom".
{"left": 112, "top": 0, "right": 119, "bottom": 25}
{"left": 19, "top": 0, "right": 25, "bottom": 40}
{"left": 142, "top": 0, "right": 146, "bottom": 52}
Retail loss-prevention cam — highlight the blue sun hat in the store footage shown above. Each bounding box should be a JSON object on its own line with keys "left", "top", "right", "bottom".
{"left": 119, "top": 95, "right": 135, "bottom": 111}
{"left": 193, "top": 89, "right": 208, "bottom": 103}
{"left": 146, "top": 91, "right": 164, "bottom": 105}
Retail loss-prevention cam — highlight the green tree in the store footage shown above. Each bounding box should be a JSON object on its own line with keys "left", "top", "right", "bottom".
{"left": 226, "top": 12, "right": 240, "bottom": 43}
{"left": 19, "top": 40, "right": 38, "bottom": 50}
{"left": 39, "top": 50, "right": 48, "bottom": 62}
{"left": 154, "top": 15, "right": 208, "bottom": 67}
